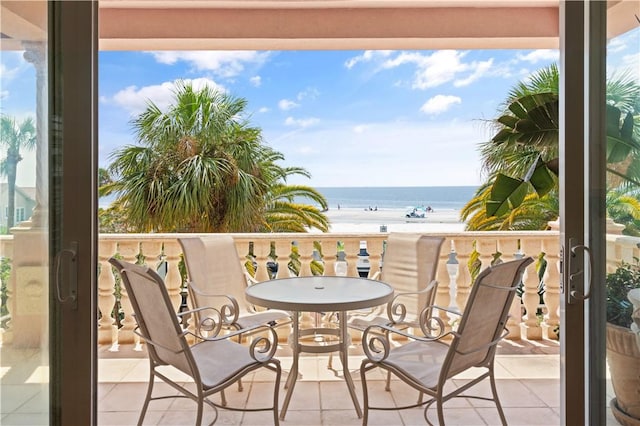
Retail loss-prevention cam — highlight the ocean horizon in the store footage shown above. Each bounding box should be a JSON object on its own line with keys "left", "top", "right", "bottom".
{"left": 99, "top": 185, "right": 479, "bottom": 211}
{"left": 311, "top": 186, "right": 478, "bottom": 211}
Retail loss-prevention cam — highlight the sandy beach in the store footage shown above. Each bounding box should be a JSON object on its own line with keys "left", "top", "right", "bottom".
{"left": 314, "top": 207, "right": 466, "bottom": 233}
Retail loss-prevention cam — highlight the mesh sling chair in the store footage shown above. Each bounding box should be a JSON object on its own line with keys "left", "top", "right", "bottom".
{"left": 178, "top": 236, "right": 291, "bottom": 334}
{"left": 178, "top": 236, "right": 291, "bottom": 394}
{"left": 330, "top": 234, "right": 445, "bottom": 389}
{"left": 359, "top": 256, "right": 533, "bottom": 426}
{"left": 109, "top": 258, "right": 282, "bottom": 426}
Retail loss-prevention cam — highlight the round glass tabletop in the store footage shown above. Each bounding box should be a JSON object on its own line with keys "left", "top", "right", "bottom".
{"left": 245, "top": 275, "right": 394, "bottom": 312}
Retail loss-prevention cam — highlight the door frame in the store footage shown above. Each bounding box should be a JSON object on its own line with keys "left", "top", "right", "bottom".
{"left": 559, "top": 1, "right": 608, "bottom": 424}
{"left": 49, "top": 2, "right": 98, "bottom": 424}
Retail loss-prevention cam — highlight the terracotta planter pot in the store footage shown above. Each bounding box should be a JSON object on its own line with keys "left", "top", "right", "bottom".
{"left": 607, "top": 323, "right": 640, "bottom": 425}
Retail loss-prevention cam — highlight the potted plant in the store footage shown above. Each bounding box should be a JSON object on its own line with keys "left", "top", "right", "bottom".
{"left": 606, "top": 260, "right": 640, "bottom": 425}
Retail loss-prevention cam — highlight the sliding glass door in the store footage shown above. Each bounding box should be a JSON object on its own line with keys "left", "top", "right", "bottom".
{"left": 561, "top": 1, "right": 639, "bottom": 424}
{"left": 0, "top": 1, "right": 97, "bottom": 424}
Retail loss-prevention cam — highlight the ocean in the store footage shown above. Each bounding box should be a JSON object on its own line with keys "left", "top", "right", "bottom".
{"left": 312, "top": 186, "right": 478, "bottom": 211}
{"left": 100, "top": 186, "right": 479, "bottom": 211}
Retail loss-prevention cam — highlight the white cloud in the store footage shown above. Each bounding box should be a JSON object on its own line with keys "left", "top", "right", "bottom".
{"left": 379, "top": 50, "right": 493, "bottom": 90}
{"left": 0, "top": 90, "right": 8, "bottom": 100}
{"left": 111, "top": 77, "right": 225, "bottom": 115}
{"left": 352, "top": 49, "right": 554, "bottom": 90}
{"left": 353, "top": 125, "right": 368, "bottom": 133}
{"left": 278, "top": 99, "right": 299, "bottom": 111}
{"left": 284, "top": 117, "right": 319, "bottom": 128}
{"left": 258, "top": 106, "right": 270, "bottom": 113}
{"left": 420, "top": 95, "right": 462, "bottom": 115}
{"left": 344, "top": 50, "right": 394, "bottom": 69}
{"left": 297, "top": 87, "right": 320, "bottom": 101}
{"left": 250, "top": 76, "right": 262, "bottom": 87}
{"left": 147, "top": 51, "right": 270, "bottom": 77}
{"left": 409, "top": 51, "right": 469, "bottom": 89}
{"left": 516, "top": 49, "right": 559, "bottom": 63}
{"left": 454, "top": 59, "right": 493, "bottom": 87}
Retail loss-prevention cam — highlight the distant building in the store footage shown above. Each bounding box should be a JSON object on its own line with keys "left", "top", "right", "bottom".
{"left": 0, "top": 184, "right": 36, "bottom": 231}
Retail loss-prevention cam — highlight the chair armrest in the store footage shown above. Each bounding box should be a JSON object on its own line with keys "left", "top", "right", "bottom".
{"left": 385, "top": 280, "right": 438, "bottom": 324}
{"left": 188, "top": 281, "right": 240, "bottom": 325}
{"left": 361, "top": 322, "right": 454, "bottom": 362}
{"left": 370, "top": 270, "right": 381, "bottom": 280}
{"left": 188, "top": 322, "right": 279, "bottom": 363}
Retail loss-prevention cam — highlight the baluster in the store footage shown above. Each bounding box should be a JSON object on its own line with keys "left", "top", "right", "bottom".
{"left": 274, "top": 240, "right": 292, "bottom": 278}
{"left": 343, "top": 239, "right": 360, "bottom": 277}
{"left": 439, "top": 241, "right": 457, "bottom": 329}
{"left": 323, "top": 238, "right": 339, "bottom": 276}
{"left": 452, "top": 238, "right": 473, "bottom": 311}
{"left": 163, "top": 241, "right": 183, "bottom": 313}
{"left": 297, "top": 240, "right": 314, "bottom": 277}
{"left": 497, "top": 238, "right": 520, "bottom": 339}
{"left": 476, "top": 237, "right": 495, "bottom": 273}
{"left": 293, "top": 240, "right": 315, "bottom": 332}
{"left": 117, "top": 241, "right": 140, "bottom": 345}
{"left": 367, "top": 238, "right": 384, "bottom": 278}
{"left": 252, "top": 239, "right": 272, "bottom": 282}
{"left": 542, "top": 238, "right": 560, "bottom": 340}
{"left": 520, "top": 239, "right": 543, "bottom": 339}
{"left": 98, "top": 240, "right": 118, "bottom": 350}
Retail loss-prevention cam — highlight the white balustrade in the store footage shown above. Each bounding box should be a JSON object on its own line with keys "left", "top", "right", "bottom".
{"left": 6, "top": 231, "right": 638, "bottom": 351}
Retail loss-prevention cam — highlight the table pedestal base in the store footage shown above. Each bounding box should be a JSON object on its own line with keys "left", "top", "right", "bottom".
{"left": 280, "top": 311, "right": 362, "bottom": 420}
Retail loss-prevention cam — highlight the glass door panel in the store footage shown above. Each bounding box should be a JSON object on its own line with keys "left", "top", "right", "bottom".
{"left": 604, "top": 3, "right": 640, "bottom": 425}
{"left": 1, "top": 2, "right": 96, "bottom": 424}
{"left": 0, "top": 1, "right": 50, "bottom": 424}
{"left": 562, "top": 2, "right": 640, "bottom": 424}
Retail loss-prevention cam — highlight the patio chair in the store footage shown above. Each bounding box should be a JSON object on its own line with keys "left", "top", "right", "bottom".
{"left": 359, "top": 256, "right": 533, "bottom": 426}
{"left": 348, "top": 233, "right": 445, "bottom": 331}
{"left": 329, "top": 234, "right": 444, "bottom": 388}
{"left": 178, "top": 235, "right": 292, "bottom": 335}
{"left": 108, "top": 258, "right": 282, "bottom": 426}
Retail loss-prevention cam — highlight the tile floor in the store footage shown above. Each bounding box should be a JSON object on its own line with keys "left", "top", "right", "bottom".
{"left": 97, "top": 352, "right": 562, "bottom": 426}
{"left": 2, "top": 339, "right": 621, "bottom": 425}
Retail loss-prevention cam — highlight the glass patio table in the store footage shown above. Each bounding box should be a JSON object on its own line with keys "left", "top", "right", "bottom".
{"left": 245, "top": 275, "right": 394, "bottom": 420}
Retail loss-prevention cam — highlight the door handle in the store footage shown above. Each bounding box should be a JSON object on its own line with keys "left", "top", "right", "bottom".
{"left": 567, "top": 239, "right": 593, "bottom": 304}
{"left": 55, "top": 241, "right": 78, "bottom": 309}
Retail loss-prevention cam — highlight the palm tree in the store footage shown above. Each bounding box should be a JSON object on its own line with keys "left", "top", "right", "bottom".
{"left": 102, "top": 81, "right": 328, "bottom": 233}
{"left": 606, "top": 186, "right": 640, "bottom": 236}
{"left": 461, "top": 181, "right": 559, "bottom": 231}
{"left": 463, "top": 64, "right": 640, "bottom": 230}
{"left": 0, "top": 115, "right": 36, "bottom": 230}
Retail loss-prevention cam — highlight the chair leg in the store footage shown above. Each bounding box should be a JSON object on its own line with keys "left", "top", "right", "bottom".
{"left": 360, "top": 362, "right": 371, "bottom": 426}
{"left": 195, "top": 389, "right": 204, "bottom": 426}
{"left": 489, "top": 369, "right": 508, "bottom": 426}
{"left": 272, "top": 361, "right": 282, "bottom": 426}
{"left": 385, "top": 370, "right": 392, "bottom": 391}
{"left": 137, "top": 364, "right": 155, "bottom": 426}
{"left": 436, "top": 388, "right": 446, "bottom": 426}
{"left": 220, "top": 389, "right": 227, "bottom": 407}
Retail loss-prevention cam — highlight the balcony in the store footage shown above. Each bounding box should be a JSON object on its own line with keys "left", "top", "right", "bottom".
{"left": 3, "top": 230, "right": 634, "bottom": 424}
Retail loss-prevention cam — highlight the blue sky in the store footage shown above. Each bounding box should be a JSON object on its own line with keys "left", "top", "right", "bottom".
{"left": 1, "top": 27, "right": 638, "bottom": 188}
